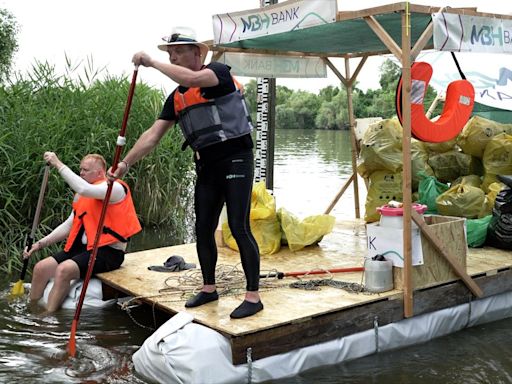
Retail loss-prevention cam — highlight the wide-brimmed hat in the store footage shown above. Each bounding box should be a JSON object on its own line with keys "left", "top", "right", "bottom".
{"left": 158, "top": 27, "right": 209, "bottom": 63}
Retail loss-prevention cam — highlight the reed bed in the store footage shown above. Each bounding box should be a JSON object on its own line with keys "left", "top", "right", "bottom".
{"left": 0, "top": 60, "right": 194, "bottom": 275}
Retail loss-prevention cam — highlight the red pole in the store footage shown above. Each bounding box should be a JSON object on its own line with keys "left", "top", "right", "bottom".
{"left": 260, "top": 267, "right": 364, "bottom": 279}
{"left": 68, "top": 67, "right": 138, "bottom": 357}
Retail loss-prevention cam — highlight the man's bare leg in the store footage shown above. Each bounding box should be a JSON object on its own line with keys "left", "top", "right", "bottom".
{"left": 30, "top": 257, "right": 58, "bottom": 302}
{"left": 46, "top": 260, "right": 80, "bottom": 312}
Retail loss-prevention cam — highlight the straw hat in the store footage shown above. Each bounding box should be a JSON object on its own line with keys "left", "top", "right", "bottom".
{"left": 158, "top": 26, "right": 209, "bottom": 63}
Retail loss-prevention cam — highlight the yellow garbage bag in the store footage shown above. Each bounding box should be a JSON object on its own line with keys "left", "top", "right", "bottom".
{"left": 365, "top": 170, "right": 403, "bottom": 223}
{"left": 478, "top": 182, "right": 506, "bottom": 218}
{"left": 436, "top": 184, "right": 485, "bottom": 218}
{"left": 423, "top": 138, "right": 458, "bottom": 154}
{"left": 427, "top": 150, "right": 481, "bottom": 183}
{"left": 277, "top": 208, "right": 335, "bottom": 252}
{"left": 481, "top": 133, "right": 512, "bottom": 192}
{"left": 458, "top": 116, "right": 512, "bottom": 158}
{"left": 411, "top": 139, "right": 434, "bottom": 191}
{"left": 222, "top": 181, "right": 281, "bottom": 255}
{"left": 357, "top": 118, "right": 403, "bottom": 178}
{"left": 451, "top": 174, "right": 482, "bottom": 188}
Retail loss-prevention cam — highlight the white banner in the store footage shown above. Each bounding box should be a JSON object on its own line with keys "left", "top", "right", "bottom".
{"left": 433, "top": 12, "right": 512, "bottom": 54}
{"left": 213, "top": 0, "right": 337, "bottom": 45}
{"left": 366, "top": 224, "right": 424, "bottom": 268}
{"left": 476, "top": 73, "right": 512, "bottom": 111}
{"left": 421, "top": 51, "right": 512, "bottom": 111}
{"left": 217, "top": 52, "right": 327, "bottom": 78}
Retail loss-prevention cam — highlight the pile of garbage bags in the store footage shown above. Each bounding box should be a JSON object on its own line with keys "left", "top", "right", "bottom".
{"left": 222, "top": 181, "right": 335, "bottom": 255}
{"left": 358, "top": 116, "right": 512, "bottom": 249}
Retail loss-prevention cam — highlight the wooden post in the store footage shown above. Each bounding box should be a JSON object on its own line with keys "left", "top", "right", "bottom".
{"left": 344, "top": 58, "right": 361, "bottom": 219}
{"left": 322, "top": 56, "right": 367, "bottom": 216}
{"left": 401, "top": 8, "right": 414, "bottom": 318}
{"left": 211, "top": 51, "right": 223, "bottom": 62}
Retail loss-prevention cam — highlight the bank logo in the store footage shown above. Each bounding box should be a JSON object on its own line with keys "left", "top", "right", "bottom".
{"left": 470, "top": 25, "right": 506, "bottom": 47}
{"left": 241, "top": 7, "right": 299, "bottom": 33}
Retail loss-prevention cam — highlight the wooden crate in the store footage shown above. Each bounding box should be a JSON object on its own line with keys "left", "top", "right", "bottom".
{"left": 393, "top": 215, "right": 467, "bottom": 290}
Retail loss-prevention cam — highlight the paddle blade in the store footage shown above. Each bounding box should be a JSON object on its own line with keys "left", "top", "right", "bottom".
{"left": 68, "top": 319, "right": 78, "bottom": 357}
{"left": 10, "top": 279, "right": 25, "bottom": 297}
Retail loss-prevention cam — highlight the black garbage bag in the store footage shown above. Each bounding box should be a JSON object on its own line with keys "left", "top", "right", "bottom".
{"left": 486, "top": 176, "right": 512, "bottom": 249}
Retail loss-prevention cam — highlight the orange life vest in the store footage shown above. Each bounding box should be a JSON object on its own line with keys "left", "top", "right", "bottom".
{"left": 396, "top": 61, "right": 475, "bottom": 143}
{"left": 173, "top": 77, "right": 253, "bottom": 151}
{"left": 64, "top": 179, "right": 141, "bottom": 251}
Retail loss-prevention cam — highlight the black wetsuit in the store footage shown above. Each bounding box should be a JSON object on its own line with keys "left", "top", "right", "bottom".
{"left": 159, "top": 62, "right": 260, "bottom": 291}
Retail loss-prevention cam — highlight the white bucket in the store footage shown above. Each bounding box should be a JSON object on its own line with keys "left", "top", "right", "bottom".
{"left": 379, "top": 215, "right": 420, "bottom": 229}
{"left": 364, "top": 258, "right": 393, "bottom": 293}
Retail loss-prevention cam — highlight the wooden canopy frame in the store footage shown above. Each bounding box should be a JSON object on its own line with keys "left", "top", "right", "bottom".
{"left": 207, "top": 2, "right": 511, "bottom": 317}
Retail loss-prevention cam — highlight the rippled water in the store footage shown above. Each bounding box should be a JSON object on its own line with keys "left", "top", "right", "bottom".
{"left": 0, "top": 285, "right": 152, "bottom": 383}
{"left": 272, "top": 129, "right": 358, "bottom": 218}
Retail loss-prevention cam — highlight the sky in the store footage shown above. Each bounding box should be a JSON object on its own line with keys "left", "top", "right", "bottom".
{"left": 1, "top": 0, "right": 511, "bottom": 94}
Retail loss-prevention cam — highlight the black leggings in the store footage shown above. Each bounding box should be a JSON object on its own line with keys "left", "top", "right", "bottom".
{"left": 194, "top": 149, "right": 260, "bottom": 291}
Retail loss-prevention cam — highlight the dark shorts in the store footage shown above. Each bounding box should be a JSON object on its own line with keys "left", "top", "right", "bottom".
{"left": 52, "top": 244, "right": 125, "bottom": 279}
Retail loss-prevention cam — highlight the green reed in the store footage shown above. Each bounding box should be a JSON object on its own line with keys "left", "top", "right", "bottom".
{"left": 0, "top": 60, "right": 194, "bottom": 275}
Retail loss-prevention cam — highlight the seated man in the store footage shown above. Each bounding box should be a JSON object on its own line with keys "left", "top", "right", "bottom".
{"left": 24, "top": 152, "right": 141, "bottom": 312}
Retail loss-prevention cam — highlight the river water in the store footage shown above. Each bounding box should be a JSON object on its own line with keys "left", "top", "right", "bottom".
{"left": 3, "top": 129, "right": 511, "bottom": 383}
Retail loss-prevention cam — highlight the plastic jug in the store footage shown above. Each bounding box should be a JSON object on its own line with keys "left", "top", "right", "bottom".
{"left": 364, "top": 255, "right": 393, "bottom": 293}
{"left": 377, "top": 202, "right": 427, "bottom": 229}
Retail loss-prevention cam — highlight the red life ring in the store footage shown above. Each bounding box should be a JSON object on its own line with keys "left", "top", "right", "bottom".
{"left": 396, "top": 62, "right": 475, "bottom": 143}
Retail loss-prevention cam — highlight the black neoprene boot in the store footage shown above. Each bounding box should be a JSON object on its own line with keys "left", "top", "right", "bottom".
{"left": 185, "top": 291, "right": 219, "bottom": 308}
{"left": 230, "top": 300, "right": 264, "bottom": 319}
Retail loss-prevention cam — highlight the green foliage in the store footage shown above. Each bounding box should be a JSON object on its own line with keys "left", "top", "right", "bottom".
{"left": 379, "top": 59, "right": 401, "bottom": 89}
{"left": 277, "top": 90, "right": 321, "bottom": 129}
{"left": 0, "top": 60, "right": 193, "bottom": 274}
{"left": 315, "top": 90, "right": 348, "bottom": 130}
{"left": 0, "top": 8, "right": 18, "bottom": 83}
{"left": 243, "top": 79, "right": 257, "bottom": 122}
{"left": 276, "top": 84, "right": 293, "bottom": 105}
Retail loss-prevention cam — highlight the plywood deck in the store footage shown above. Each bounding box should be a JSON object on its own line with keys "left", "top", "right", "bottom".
{"left": 98, "top": 219, "right": 512, "bottom": 363}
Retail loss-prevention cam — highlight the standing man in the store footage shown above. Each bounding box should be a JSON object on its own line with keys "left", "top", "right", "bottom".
{"left": 24, "top": 152, "right": 141, "bottom": 312}
{"left": 111, "top": 28, "right": 263, "bottom": 319}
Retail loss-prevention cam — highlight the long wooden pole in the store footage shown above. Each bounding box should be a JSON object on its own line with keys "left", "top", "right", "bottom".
{"left": 22, "top": 165, "right": 51, "bottom": 281}
{"left": 401, "top": 6, "right": 414, "bottom": 318}
{"left": 322, "top": 56, "right": 368, "bottom": 216}
{"left": 11, "top": 165, "right": 51, "bottom": 297}
{"left": 68, "top": 67, "right": 138, "bottom": 357}
{"left": 324, "top": 173, "right": 354, "bottom": 215}
{"left": 344, "top": 58, "right": 361, "bottom": 219}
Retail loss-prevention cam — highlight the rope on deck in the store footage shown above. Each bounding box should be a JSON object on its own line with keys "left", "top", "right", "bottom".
{"left": 289, "top": 278, "right": 369, "bottom": 293}
{"left": 159, "top": 263, "right": 291, "bottom": 298}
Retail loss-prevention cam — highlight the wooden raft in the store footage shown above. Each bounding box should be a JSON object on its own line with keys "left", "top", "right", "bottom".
{"left": 98, "top": 219, "right": 512, "bottom": 364}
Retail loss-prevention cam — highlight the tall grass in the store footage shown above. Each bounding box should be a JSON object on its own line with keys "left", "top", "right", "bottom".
{"left": 0, "top": 59, "right": 194, "bottom": 275}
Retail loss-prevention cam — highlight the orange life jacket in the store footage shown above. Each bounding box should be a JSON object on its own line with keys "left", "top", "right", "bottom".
{"left": 64, "top": 179, "right": 141, "bottom": 251}
{"left": 396, "top": 61, "right": 475, "bottom": 143}
{"left": 173, "top": 77, "right": 253, "bottom": 151}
